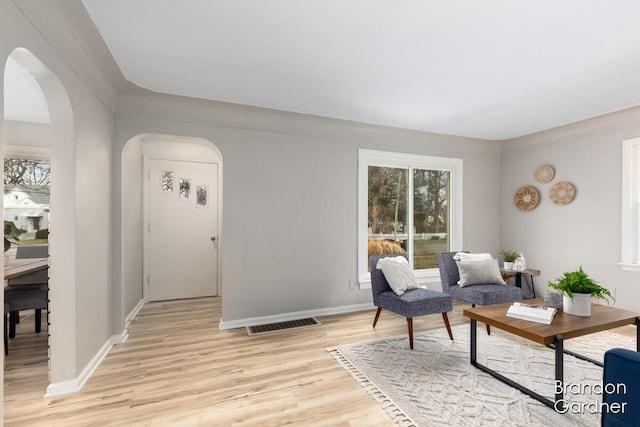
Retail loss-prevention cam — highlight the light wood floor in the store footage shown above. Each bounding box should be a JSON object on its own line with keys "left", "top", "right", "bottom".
{"left": 3, "top": 298, "right": 636, "bottom": 426}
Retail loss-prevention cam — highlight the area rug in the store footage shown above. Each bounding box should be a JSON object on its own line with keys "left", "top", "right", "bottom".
{"left": 329, "top": 323, "right": 635, "bottom": 427}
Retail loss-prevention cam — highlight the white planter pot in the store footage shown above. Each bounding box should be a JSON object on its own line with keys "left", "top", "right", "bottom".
{"left": 503, "top": 262, "right": 514, "bottom": 270}
{"left": 563, "top": 293, "right": 592, "bottom": 317}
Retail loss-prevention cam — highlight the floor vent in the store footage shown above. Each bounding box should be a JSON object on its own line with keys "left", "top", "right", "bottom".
{"left": 246, "top": 318, "right": 321, "bottom": 336}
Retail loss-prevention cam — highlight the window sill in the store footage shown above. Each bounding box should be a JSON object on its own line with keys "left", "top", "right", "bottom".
{"left": 619, "top": 262, "right": 640, "bottom": 272}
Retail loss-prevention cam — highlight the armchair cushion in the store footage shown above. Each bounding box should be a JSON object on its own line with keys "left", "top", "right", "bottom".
{"left": 376, "top": 256, "right": 419, "bottom": 296}
{"left": 377, "top": 288, "right": 452, "bottom": 318}
{"left": 456, "top": 258, "right": 505, "bottom": 287}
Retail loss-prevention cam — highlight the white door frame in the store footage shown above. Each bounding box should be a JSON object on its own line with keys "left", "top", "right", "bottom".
{"left": 140, "top": 138, "right": 223, "bottom": 302}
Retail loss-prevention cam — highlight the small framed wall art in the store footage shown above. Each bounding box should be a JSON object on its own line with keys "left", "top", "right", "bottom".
{"left": 161, "top": 171, "right": 174, "bottom": 192}
{"left": 179, "top": 178, "right": 191, "bottom": 200}
{"left": 196, "top": 186, "right": 208, "bottom": 207}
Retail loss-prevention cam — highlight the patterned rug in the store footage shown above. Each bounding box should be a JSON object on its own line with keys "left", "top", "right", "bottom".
{"left": 329, "top": 323, "right": 635, "bottom": 427}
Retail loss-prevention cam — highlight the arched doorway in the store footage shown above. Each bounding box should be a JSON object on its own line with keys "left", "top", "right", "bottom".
{"left": 119, "top": 134, "right": 223, "bottom": 329}
{"left": 2, "top": 48, "right": 76, "bottom": 396}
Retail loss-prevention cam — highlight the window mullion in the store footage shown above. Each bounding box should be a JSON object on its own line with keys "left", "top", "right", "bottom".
{"left": 633, "top": 147, "right": 638, "bottom": 264}
{"left": 407, "top": 166, "right": 414, "bottom": 269}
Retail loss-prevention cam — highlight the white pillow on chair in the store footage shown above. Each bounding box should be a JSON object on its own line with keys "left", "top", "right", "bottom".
{"left": 454, "top": 252, "right": 492, "bottom": 261}
{"left": 376, "top": 256, "right": 420, "bottom": 296}
{"left": 456, "top": 258, "right": 506, "bottom": 287}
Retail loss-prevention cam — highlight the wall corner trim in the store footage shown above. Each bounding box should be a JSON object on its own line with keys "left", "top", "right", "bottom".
{"left": 125, "top": 299, "right": 146, "bottom": 328}
{"left": 44, "top": 332, "right": 127, "bottom": 397}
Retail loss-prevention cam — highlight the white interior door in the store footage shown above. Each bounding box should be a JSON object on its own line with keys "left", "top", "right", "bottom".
{"left": 147, "top": 159, "right": 218, "bottom": 301}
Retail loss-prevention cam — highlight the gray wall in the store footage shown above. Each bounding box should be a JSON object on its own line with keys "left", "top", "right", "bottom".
{"left": 120, "top": 139, "right": 143, "bottom": 320}
{"left": 114, "top": 91, "right": 504, "bottom": 324}
{"left": 1, "top": 0, "right": 117, "bottom": 396}
{"left": 501, "top": 106, "right": 640, "bottom": 311}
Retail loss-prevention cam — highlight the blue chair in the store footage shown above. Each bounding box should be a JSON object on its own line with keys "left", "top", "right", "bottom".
{"left": 369, "top": 254, "right": 453, "bottom": 349}
{"left": 602, "top": 348, "right": 640, "bottom": 426}
{"left": 438, "top": 251, "right": 522, "bottom": 334}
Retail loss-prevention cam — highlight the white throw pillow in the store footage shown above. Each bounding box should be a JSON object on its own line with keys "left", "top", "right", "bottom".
{"left": 456, "top": 258, "right": 506, "bottom": 287}
{"left": 453, "top": 252, "right": 493, "bottom": 261}
{"left": 376, "top": 256, "right": 420, "bottom": 296}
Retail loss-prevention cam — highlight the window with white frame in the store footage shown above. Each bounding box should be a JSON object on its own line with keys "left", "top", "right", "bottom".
{"left": 358, "top": 149, "right": 463, "bottom": 286}
{"left": 621, "top": 137, "right": 640, "bottom": 270}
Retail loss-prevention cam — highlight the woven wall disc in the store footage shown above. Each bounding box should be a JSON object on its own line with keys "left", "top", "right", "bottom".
{"left": 513, "top": 185, "right": 539, "bottom": 211}
{"left": 534, "top": 164, "right": 554, "bottom": 184}
{"left": 549, "top": 181, "right": 575, "bottom": 205}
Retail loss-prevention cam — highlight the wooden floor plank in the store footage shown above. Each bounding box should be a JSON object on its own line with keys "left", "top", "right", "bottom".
{"left": 3, "top": 297, "right": 635, "bottom": 426}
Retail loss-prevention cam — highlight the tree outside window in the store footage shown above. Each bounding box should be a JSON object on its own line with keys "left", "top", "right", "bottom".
{"left": 3, "top": 158, "right": 50, "bottom": 244}
{"left": 359, "top": 149, "right": 462, "bottom": 285}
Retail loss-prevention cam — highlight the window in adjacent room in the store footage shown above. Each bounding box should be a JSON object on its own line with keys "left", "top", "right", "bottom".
{"left": 621, "top": 137, "right": 640, "bottom": 271}
{"left": 3, "top": 158, "right": 51, "bottom": 244}
{"left": 358, "top": 149, "right": 463, "bottom": 286}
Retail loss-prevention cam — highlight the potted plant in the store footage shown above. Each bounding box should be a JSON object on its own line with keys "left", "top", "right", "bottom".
{"left": 547, "top": 266, "right": 614, "bottom": 316}
{"left": 4, "top": 221, "right": 22, "bottom": 252}
{"left": 500, "top": 249, "right": 519, "bottom": 270}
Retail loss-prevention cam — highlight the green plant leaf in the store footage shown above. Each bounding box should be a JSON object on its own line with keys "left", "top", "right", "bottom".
{"left": 547, "top": 266, "right": 614, "bottom": 303}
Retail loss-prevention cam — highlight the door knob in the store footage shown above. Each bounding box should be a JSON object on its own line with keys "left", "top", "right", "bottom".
{"left": 211, "top": 236, "right": 216, "bottom": 241}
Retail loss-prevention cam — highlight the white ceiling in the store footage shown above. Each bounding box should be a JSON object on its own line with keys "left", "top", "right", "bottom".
{"left": 55, "top": 1, "right": 640, "bottom": 139}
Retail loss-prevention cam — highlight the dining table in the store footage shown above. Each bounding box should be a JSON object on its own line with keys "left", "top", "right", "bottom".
{"left": 4, "top": 257, "right": 49, "bottom": 281}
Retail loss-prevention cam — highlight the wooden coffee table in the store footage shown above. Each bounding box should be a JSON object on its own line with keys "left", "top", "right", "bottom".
{"left": 463, "top": 299, "right": 640, "bottom": 409}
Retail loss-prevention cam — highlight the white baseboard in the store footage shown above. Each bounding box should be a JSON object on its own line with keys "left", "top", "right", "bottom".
{"left": 125, "top": 299, "right": 145, "bottom": 328}
{"left": 44, "top": 300, "right": 372, "bottom": 394}
{"left": 111, "top": 329, "right": 129, "bottom": 345}
{"left": 44, "top": 331, "right": 129, "bottom": 397}
{"left": 218, "top": 302, "right": 374, "bottom": 330}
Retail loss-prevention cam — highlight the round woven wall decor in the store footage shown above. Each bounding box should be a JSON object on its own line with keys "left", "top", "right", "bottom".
{"left": 513, "top": 185, "right": 539, "bottom": 211}
{"left": 534, "top": 164, "right": 554, "bottom": 184}
{"left": 549, "top": 181, "right": 575, "bottom": 205}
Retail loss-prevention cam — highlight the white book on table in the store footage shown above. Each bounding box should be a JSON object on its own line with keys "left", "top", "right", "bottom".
{"left": 506, "top": 302, "right": 557, "bottom": 324}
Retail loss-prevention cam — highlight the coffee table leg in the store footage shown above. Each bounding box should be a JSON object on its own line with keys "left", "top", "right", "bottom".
{"left": 555, "top": 334, "right": 564, "bottom": 409}
{"left": 470, "top": 319, "right": 477, "bottom": 365}
{"left": 468, "top": 321, "right": 555, "bottom": 409}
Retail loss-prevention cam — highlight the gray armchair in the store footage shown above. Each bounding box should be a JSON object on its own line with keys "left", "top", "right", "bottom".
{"left": 438, "top": 251, "right": 522, "bottom": 333}
{"left": 369, "top": 254, "right": 453, "bottom": 349}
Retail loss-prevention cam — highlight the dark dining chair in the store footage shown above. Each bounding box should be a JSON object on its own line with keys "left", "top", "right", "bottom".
{"left": 4, "top": 287, "right": 48, "bottom": 338}
{"left": 4, "top": 302, "right": 9, "bottom": 355}
{"left": 14, "top": 244, "right": 48, "bottom": 259}
{"left": 6, "top": 244, "right": 49, "bottom": 336}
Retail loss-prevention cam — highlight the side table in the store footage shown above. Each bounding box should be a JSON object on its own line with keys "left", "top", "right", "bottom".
{"left": 500, "top": 268, "right": 541, "bottom": 298}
